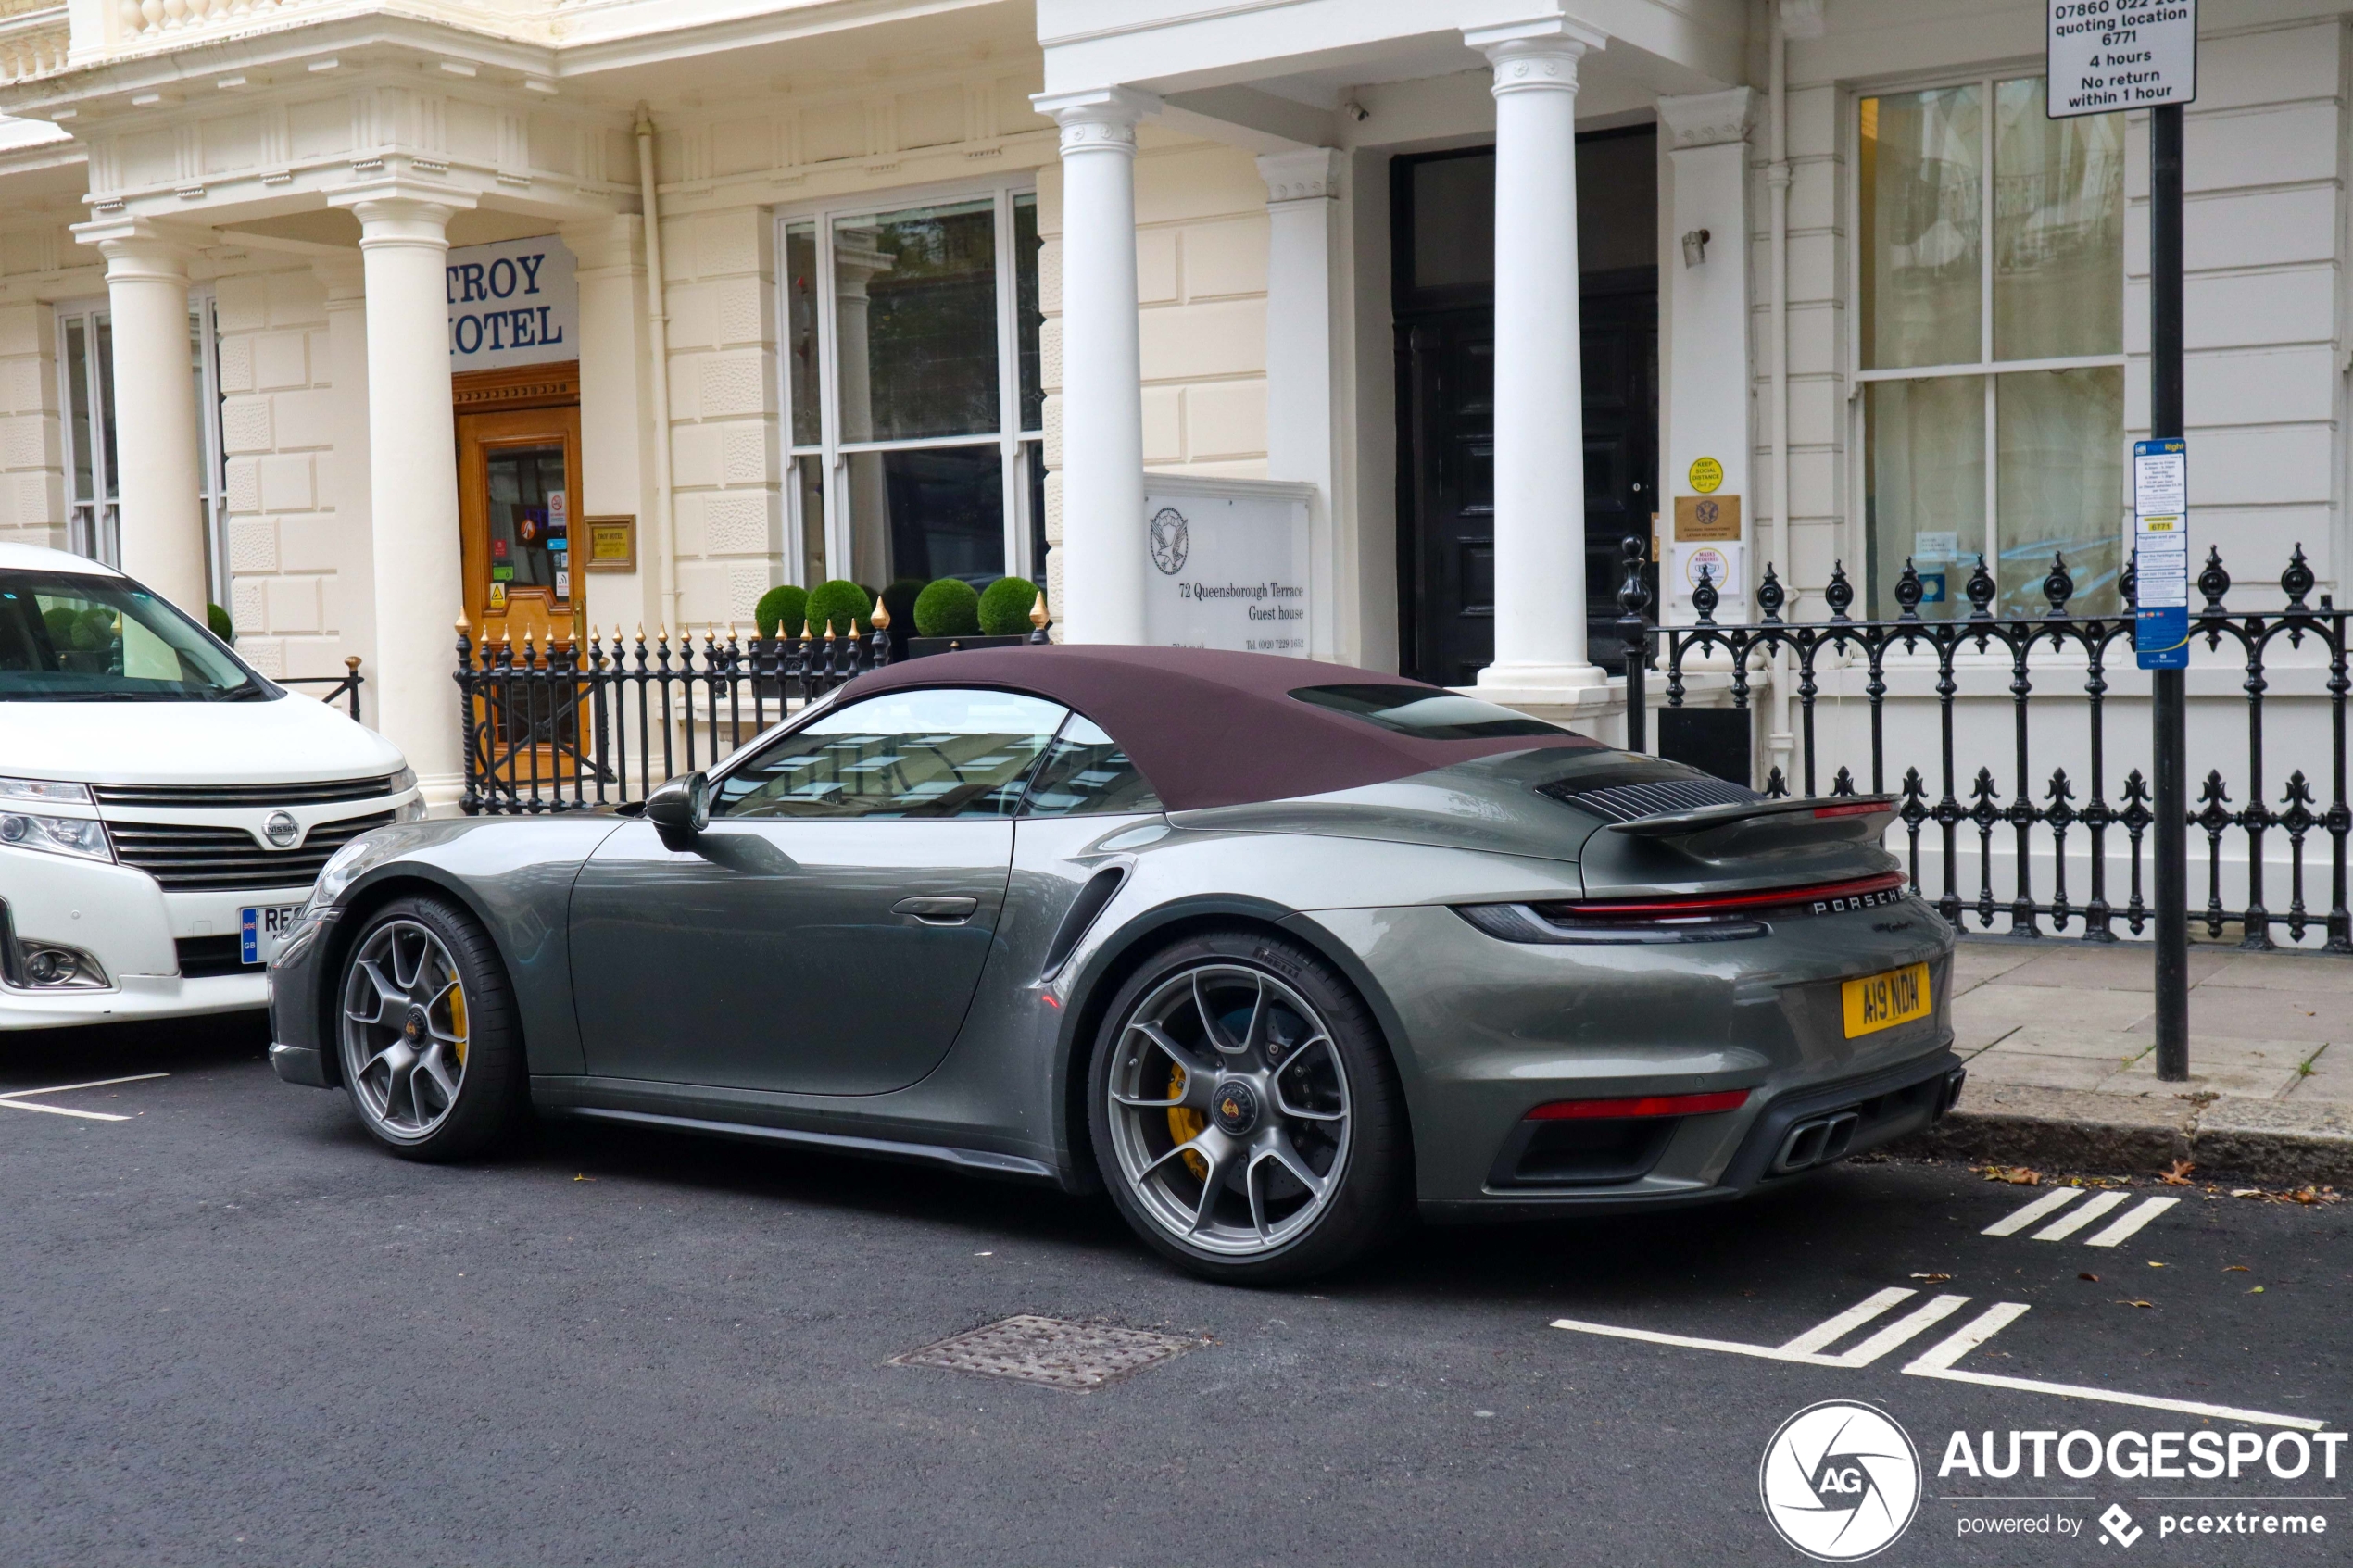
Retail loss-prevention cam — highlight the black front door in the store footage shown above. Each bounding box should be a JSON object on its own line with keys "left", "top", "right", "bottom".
{"left": 1397, "top": 310, "right": 1495, "bottom": 689}
{"left": 1393, "top": 132, "right": 1658, "bottom": 685}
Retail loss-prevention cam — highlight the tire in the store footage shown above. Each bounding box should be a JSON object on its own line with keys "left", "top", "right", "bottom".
{"left": 333, "top": 895, "right": 526, "bottom": 1161}
{"left": 1087, "top": 928, "right": 1412, "bottom": 1285}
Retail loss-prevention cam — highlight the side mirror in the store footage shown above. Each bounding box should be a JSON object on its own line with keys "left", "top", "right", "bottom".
{"left": 646, "top": 771, "right": 711, "bottom": 850}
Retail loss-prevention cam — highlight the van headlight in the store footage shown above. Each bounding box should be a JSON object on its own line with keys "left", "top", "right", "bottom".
{"left": 0, "top": 809, "right": 113, "bottom": 863}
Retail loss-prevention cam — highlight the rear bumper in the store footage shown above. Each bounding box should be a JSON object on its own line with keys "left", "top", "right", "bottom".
{"left": 1419, "top": 1051, "right": 1965, "bottom": 1223}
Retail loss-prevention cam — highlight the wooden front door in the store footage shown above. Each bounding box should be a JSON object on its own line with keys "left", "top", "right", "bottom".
{"left": 459, "top": 404, "right": 583, "bottom": 646}
{"left": 455, "top": 364, "right": 585, "bottom": 793}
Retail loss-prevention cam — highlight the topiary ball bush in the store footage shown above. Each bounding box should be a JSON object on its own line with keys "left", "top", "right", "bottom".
{"left": 206, "top": 602, "right": 235, "bottom": 646}
{"left": 804, "top": 578, "right": 875, "bottom": 637}
{"left": 912, "top": 578, "right": 981, "bottom": 638}
{"left": 978, "top": 576, "right": 1040, "bottom": 637}
{"left": 881, "top": 576, "right": 925, "bottom": 633}
{"left": 755, "top": 583, "right": 808, "bottom": 640}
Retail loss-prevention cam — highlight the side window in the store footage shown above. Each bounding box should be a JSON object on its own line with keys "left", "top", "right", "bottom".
{"left": 1022, "top": 714, "right": 1163, "bottom": 817}
{"left": 713, "top": 688, "right": 1066, "bottom": 821}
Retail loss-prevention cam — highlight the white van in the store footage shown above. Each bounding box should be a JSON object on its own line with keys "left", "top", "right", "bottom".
{"left": 1, "top": 541, "right": 422, "bottom": 1028}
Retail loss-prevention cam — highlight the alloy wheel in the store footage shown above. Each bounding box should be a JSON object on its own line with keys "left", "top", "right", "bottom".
{"left": 1103, "top": 962, "right": 1353, "bottom": 1258}
{"left": 341, "top": 918, "right": 471, "bottom": 1140}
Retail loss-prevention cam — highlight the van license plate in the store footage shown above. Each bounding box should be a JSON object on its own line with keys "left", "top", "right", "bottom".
{"left": 1842, "top": 961, "right": 1931, "bottom": 1037}
{"left": 240, "top": 904, "right": 305, "bottom": 966}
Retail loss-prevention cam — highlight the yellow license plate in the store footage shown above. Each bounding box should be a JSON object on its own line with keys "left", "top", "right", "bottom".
{"left": 1842, "top": 962, "right": 1931, "bottom": 1038}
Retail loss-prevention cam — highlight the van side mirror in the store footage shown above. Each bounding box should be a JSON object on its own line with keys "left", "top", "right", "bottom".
{"left": 646, "top": 771, "right": 711, "bottom": 850}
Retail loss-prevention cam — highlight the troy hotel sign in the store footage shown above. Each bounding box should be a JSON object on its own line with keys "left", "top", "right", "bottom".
{"left": 447, "top": 236, "right": 581, "bottom": 371}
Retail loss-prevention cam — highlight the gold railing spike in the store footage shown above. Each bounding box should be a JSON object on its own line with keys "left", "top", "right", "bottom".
{"left": 456, "top": 613, "right": 472, "bottom": 633}
{"left": 799, "top": 619, "right": 813, "bottom": 641}
{"left": 868, "top": 593, "right": 892, "bottom": 632}
{"left": 1029, "top": 590, "right": 1049, "bottom": 629}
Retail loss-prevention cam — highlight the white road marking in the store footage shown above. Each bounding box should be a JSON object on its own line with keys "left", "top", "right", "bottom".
{"left": 0, "top": 1100, "right": 131, "bottom": 1123}
{"left": 1776, "top": 1287, "right": 1913, "bottom": 1354}
{"left": 2082, "top": 1196, "right": 2181, "bottom": 1248}
{"left": 0, "top": 1072, "right": 168, "bottom": 1124}
{"left": 1828, "top": 1293, "right": 1974, "bottom": 1367}
{"left": 1983, "top": 1186, "right": 2081, "bottom": 1236}
{"left": 1553, "top": 1290, "right": 2323, "bottom": 1430}
{"left": 2032, "top": 1188, "right": 2130, "bottom": 1240}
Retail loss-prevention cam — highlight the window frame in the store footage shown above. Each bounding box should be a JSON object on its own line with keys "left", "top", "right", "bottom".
{"left": 52, "top": 295, "right": 231, "bottom": 607}
{"left": 709, "top": 684, "right": 1162, "bottom": 822}
{"left": 1844, "top": 68, "right": 2129, "bottom": 620}
{"left": 773, "top": 176, "right": 1045, "bottom": 590}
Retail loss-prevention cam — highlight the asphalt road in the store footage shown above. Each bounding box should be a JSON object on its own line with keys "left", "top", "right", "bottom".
{"left": 3, "top": 1015, "right": 2346, "bottom": 1568}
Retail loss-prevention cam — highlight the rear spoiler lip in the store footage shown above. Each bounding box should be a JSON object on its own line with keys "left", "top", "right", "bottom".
{"left": 1606, "top": 793, "right": 1898, "bottom": 837}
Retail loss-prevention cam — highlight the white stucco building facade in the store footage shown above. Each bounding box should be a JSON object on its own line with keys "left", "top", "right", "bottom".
{"left": 0, "top": 0, "right": 2345, "bottom": 833}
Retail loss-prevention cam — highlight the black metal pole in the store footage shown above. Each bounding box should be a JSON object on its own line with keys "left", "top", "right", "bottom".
{"left": 2152, "top": 104, "right": 2190, "bottom": 1083}
{"left": 1619, "top": 534, "right": 1651, "bottom": 754}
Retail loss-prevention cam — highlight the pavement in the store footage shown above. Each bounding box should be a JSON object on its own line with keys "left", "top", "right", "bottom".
{"left": 1, "top": 1013, "right": 2346, "bottom": 1568}
{"left": 1906, "top": 940, "right": 2353, "bottom": 1185}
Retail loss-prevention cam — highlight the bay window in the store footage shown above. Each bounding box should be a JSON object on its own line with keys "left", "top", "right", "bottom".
{"left": 779, "top": 183, "right": 1044, "bottom": 593}
{"left": 1858, "top": 77, "right": 2125, "bottom": 620}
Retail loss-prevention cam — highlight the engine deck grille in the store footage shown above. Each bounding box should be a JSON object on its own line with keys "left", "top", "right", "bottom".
{"left": 92, "top": 776, "right": 398, "bottom": 809}
{"left": 110, "top": 812, "right": 392, "bottom": 893}
{"left": 1541, "top": 775, "right": 1764, "bottom": 823}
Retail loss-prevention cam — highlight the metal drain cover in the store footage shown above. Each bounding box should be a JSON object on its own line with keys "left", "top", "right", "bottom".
{"left": 888, "top": 1314, "right": 1202, "bottom": 1391}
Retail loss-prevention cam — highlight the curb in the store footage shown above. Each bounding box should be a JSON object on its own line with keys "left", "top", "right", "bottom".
{"left": 1891, "top": 1085, "right": 2353, "bottom": 1186}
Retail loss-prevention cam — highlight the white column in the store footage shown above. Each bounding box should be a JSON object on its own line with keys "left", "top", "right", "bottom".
{"left": 329, "top": 184, "right": 472, "bottom": 805}
{"left": 1465, "top": 19, "right": 1608, "bottom": 706}
{"left": 1657, "top": 89, "right": 1755, "bottom": 626}
{"left": 1256, "top": 147, "right": 1346, "bottom": 661}
{"left": 89, "top": 224, "right": 207, "bottom": 614}
{"left": 1034, "top": 86, "right": 1158, "bottom": 645}
{"left": 313, "top": 253, "right": 377, "bottom": 677}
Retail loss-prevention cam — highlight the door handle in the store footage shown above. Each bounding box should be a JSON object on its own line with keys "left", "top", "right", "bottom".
{"left": 893, "top": 896, "right": 978, "bottom": 924}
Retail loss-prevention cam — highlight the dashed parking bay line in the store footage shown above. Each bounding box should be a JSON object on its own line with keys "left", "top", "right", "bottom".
{"left": 1980, "top": 1185, "right": 2181, "bottom": 1247}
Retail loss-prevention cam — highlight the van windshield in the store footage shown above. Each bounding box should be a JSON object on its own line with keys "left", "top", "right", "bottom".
{"left": 0, "top": 570, "right": 273, "bottom": 702}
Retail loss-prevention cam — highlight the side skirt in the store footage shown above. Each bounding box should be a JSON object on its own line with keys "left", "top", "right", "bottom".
{"left": 555, "top": 1104, "right": 1061, "bottom": 1185}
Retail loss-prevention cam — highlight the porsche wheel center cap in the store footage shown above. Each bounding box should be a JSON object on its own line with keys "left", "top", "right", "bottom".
{"left": 1211, "top": 1079, "right": 1261, "bottom": 1136}
{"left": 402, "top": 1007, "right": 428, "bottom": 1046}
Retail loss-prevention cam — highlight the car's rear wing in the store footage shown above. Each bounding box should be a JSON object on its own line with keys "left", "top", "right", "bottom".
{"left": 1604, "top": 794, "right": 1897, "bottom": 863}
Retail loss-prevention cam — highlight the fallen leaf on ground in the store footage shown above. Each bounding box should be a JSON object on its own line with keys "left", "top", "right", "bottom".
{"left": 2158, "top": 1160, "right": 2196, "bottom": 1185}
{"left": 2078, "top": 1273, "right": 2099, "bottom": 1282}
{"left": 2146, "top": 1261, "right": 2166, "bottom": 1268}
{"left": 573, "top": 1174, "right": 597, "bottom": 1182}
{"left": 1979, "top": 1165, "right": 2041, "bottom": 1185}
{"left": 2249, "top": 1286, "right": 2266, "bottom": 1294}
{"left": 2117, "top": 1299, "right": 2156, "bottom": 1309}
{"left": 1909, "top": 1273, "right": 1953, "bottom": 1284}
{"left": 2232, "top": 1188, "right": 2265, "bottom": 1198}
{"left": 2223, "top": 1265, "right": 2249, "bottom": 1272}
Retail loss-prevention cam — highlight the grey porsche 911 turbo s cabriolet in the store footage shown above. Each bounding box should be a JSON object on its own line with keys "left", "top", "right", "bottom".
{"left": 266, "top": 645, "right": 1962, "bottom": 1284}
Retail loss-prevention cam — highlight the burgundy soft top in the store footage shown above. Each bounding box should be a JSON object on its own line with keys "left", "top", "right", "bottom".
{"left": 833, "top": 645, "right": 1598, "bottom": 810}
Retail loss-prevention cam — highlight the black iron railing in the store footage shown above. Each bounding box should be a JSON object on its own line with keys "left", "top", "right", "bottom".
{"left": 1621, "top": 538, "right": 2350, "bottom": 952}
{"left": 280, "top": 656, "right": 365, "bottom": 721}
{"left": 456, "top": 622, "right": 897, "bottom": 815}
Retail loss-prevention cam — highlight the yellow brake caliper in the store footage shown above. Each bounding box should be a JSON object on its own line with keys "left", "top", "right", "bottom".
{"left": 1165, "top": 1064, "right": 1208, "bottom": 1182}
{"left": 446, "top": 983, "right": 469, "bottom": 1067}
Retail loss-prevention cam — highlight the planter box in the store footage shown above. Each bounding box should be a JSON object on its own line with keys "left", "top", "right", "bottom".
{"left": 908, "top": 633, "right": 1031, "bottom": 658}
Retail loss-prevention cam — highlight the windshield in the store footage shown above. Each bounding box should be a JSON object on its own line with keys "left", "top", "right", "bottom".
{"left": 0, "top": 570, "right": 273, "bottom": 702}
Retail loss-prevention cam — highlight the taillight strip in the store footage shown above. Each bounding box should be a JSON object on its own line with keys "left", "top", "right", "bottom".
{"left": 1562, "top": 869, "right": 1907, "bottom": 919}
{"left": 1529, "top": 1089, "right": 1751, "bottom": 1121}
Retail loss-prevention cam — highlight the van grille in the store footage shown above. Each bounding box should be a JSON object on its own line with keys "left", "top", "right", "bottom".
{"left": 110, "top": 812, "right": 393, "bottom": 893}
{"left": 91, "top": 776, "right": 398, "bottom": 809}
{"left": 1541, "top": 776, "right": 1763, "bottom": 823}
